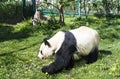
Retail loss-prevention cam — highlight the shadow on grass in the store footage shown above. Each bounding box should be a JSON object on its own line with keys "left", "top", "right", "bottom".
{"left": 0, "top": 25, "right": 33, "bottom": 42}
{"left": 0, "top": 41, "right": 39, "bottom": 66}
{"left": 0, "top": 41, "right": 38, "bottom": 57}
{"left": 98, "top": 50, "right": 112, "bottom": 59}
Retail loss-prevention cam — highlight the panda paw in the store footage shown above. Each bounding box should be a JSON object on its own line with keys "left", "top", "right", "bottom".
{"left": 41, "top": 66, "right": 48, "bottom": 73}
{"left": 42, "top": 66, "right": 55, "bottom": 74}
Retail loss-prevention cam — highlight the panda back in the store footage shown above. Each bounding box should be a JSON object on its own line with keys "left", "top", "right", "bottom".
{"left": 70, "top": 26, "right": 99, "bottom": 56}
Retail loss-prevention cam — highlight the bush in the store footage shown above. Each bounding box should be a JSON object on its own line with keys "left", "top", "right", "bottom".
{"left": 0, "top": 1, "right": 33, "bottom": 24}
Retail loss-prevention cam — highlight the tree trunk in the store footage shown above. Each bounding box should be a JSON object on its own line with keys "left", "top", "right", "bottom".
{"left": 102, "top": 0, "right": 110, "bottom": 15}
{"left": 32, "top": 0, "right": 36, "bottom": 19}
{"left": 117, "top": 0, "right": 120, "bottom": 14}
{"left": 83, "top": 0, "right": 87, "bottom": 19}
{"left": 22, "top": 0, "right": 26, "bottom": 19}
{"left": 58, "top": 1, "right": 65, "bottom": 25}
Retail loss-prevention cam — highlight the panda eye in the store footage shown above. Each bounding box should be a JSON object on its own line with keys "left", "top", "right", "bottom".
{"left": 41, "top": 51, "right": 43, "bottom": 55}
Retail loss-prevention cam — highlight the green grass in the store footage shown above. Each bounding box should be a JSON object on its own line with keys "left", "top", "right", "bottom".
{"left": 0, "top": 16, "right": 120, "bottom": 79}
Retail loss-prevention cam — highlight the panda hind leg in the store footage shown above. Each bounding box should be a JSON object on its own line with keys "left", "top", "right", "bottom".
{"left": 86, "top": 47, "right": 98, "bottom": 64}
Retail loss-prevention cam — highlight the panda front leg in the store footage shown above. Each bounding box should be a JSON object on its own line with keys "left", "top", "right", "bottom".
{"left": 86, "top": 47, "right": 98, "bottom": 64}
{"left": 41, "top": 54, "right": 73, "bottom": 74}
{"left": 41, "top": 44, "right": 76, "bottom": 74}
{"left": 65, "top": 55, "right": 74, "bottom": 70}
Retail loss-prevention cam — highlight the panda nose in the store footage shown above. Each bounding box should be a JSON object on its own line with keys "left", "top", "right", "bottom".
{"left": 40, "top": 56, "right": 46, "bottom": 59}
{"left": 38, "top": 55, "right": 43, "bottom": 59}
{"left": 40, "top": 56, "right": 45, "bottom": 59}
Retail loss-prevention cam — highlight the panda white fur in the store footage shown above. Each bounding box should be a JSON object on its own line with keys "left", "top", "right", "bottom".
{"left": 38, "top": 26, "right": 99, "bottom": 74}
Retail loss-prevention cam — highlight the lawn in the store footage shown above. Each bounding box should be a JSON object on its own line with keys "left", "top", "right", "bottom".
{"left": 0, "top": 16, "right": 120, "bottom": 79}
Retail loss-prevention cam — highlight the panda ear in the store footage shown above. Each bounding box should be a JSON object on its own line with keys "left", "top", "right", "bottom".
{"left": 43, "top": 38, "right": 51, "bottom": 47}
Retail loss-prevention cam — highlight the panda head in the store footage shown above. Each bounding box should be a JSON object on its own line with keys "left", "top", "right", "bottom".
{"left": 38, "top": 38, "right": 55, "bottom": 59}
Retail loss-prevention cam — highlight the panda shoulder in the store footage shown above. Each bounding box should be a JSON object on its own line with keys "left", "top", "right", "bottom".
{"left": 51, "top": 30, "right": 66, "bottom": 40}
{"left": 56, "top": 30, "right": 66, "bottom": 35}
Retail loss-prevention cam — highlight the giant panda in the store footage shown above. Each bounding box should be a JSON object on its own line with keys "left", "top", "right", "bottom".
{"left": 38, "top": 26, "right": 99, "bottom": 74}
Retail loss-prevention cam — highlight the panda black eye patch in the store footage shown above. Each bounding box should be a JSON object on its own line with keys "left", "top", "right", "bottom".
{"left": 41, "top": 51, "right": 43, "bottom": 55}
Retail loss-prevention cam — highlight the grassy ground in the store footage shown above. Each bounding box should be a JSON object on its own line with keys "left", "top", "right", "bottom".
{"left": 0, "top": 16, "right": 120, "bottom": 79}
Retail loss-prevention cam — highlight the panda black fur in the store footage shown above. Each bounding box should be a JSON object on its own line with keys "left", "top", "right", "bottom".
{"left": 38, "top": 26, "right": 99, "bottom": 74}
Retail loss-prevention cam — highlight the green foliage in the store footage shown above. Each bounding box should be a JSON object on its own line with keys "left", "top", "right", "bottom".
{"left": 0, "top": 1, "right": 33, "bottom": 24}
{"left": 0, "top": 0, "right": 8, "bottom": 2}
{"left": 92, "top": 0, "right": 120, "bottom": 18}
{"left": 0, "top": 2, "right": 22, "bottom": 23}
{"left": 0, "top": 16, "right": 120, "bottom": 79}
